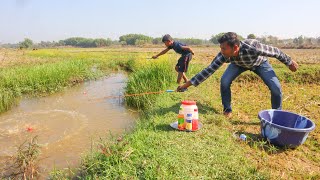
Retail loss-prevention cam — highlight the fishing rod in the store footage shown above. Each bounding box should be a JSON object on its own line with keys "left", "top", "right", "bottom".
{"left": 89, "top": 88, "right": 187, "bottom": 102}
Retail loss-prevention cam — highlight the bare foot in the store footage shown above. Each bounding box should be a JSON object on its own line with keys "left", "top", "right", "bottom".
{"left": 223, "top": 112, "right": 232, "bottom": 119}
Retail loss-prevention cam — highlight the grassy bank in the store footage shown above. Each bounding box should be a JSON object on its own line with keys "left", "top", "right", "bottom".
{"left": 0, "top": 59, "right": 101, "bottom": 113}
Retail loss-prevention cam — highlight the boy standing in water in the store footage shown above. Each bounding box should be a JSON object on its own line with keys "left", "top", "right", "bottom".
{"left": 152, "top": 34, "right": 194, "bottom": 84}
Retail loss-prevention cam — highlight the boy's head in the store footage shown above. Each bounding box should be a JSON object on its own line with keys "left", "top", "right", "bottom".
{"left": 218, "top": 32, "right": 240, "bottom": 58}
{"left": 162, "top": 34, "right": 174, "bottom": 47}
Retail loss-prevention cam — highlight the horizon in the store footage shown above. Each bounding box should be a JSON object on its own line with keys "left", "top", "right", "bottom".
{"left": 1, "top": 0, "right": 320, "bottom": 44}
{"left": 1, "top": 33, "right": 318, "bottom": 45}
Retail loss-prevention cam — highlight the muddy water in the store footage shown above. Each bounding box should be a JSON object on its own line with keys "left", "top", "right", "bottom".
{"left": 0, "top": 73, "right": 137, "bottom": 175}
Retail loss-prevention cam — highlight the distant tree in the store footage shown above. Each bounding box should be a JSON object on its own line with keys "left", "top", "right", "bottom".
{"left": 152, "top": 37, "right": 205, "bottom": 45}
{"left": 256, "top": 35, "right": 279, "bottom": 45}
{"left": 19, "top": 38, "right": 33, "bottom": 49}
{"left": 267, "top": 35, "right": 279, "bottom": 45}
{"left": 135, "top": 39, "right": 152, "bottom": 45}
{"left": 247, "top": 34, "right": 256, "bottom": 39}
{"left": 259, "top": 37, "right": 267, "bottom": 44}
{"left": 119, "top": 34, "right": 153, "bottom": 45}
{"left": 210, "top": 33, "right": 225, "bottom": 44}
{"left": 298, "top": 35, "right": 304, "bottom": 45}
{"left": 111, "top": 40, "right": 121, "bottom": 45}
{"left": 58, "top": 40, "right": 66, "bottom": 46}
{"left": 293, "top": 38, "right": 299, "bottom": 45}
{"left": 292, "top": 35, "right": 305, "bottom": 46}
{"left": 63, "top": 37, "right": 84, "bottom": 46}
{"left": 61, "top": 37, "right": 112, "bottom": 47}
{"left": 152, "top": 37, "right": 162, "bottom": 45}
{"left": 120, "top": 41, "right": 127, "bottom": 46}
{"left": 317, "top": 37, "right": 320, "bottom": 45}
{"left": 37, "top": 41, "right": 57, "bottom": 48}
{"left": 305, "top": 38, "right": 312, "bottom": 45}
{"left": 210, "top": 33, "right": 244, "bottom": 44}
{"left": 93, "top": 38, "right": 112, "bottom": 47}
{"left": 77, "top": 38, "right": 94, "bottom": 47}
{"left": 176, "top": 38, "right": 203, "bottom": 45}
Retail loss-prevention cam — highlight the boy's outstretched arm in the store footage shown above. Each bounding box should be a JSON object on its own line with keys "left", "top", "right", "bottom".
{"left": 181, "top": 46, "right": 194, "bottom": 55}
{"left": 152, "top": 48, "right": 170, "bottom": 59}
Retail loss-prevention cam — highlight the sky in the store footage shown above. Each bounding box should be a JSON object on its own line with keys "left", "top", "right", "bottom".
{"left": 0, "top": 0, "right": 319, "bottom": 43}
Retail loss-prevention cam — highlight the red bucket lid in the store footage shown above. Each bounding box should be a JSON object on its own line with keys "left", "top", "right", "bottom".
{"left": 181, "top": 100, "right": 196, "bottom": 105}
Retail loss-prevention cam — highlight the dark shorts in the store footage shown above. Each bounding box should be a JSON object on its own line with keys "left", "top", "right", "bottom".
{"left": 176, "top": 53, "right": 192, "bottom": 72}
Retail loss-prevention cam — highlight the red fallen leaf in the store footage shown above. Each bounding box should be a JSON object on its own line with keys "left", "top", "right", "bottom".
{"left": 83, "top": 91, "right": 87, "bottom": 95}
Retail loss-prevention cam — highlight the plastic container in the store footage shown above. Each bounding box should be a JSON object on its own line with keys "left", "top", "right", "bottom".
{"left": 239, "top": 134, "right": 246, "bottom": 141}
{"left": 258, "top": 110, "right": 316, "bottom": 148}
{"left": 177, "top": 114, "right": 185, "bottom": 130}
{"left": 185, "top": 114, "right": 193, "bottom": 131}
{"left": 193, "top": 108, "right": 199, "bottom": 119}
{"left": 170, "top": 121, "right": 203, "bottom": 131}
{"left": 181, "top": 101, "right": 198, "bottom": 120}
{"left": 192, "top": 119, "right": 198, "bottom": 131}
{"left": 178, "top": 106, "right": 185, "bottom": 129}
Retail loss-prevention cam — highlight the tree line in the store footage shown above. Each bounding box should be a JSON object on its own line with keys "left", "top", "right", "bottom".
{"left": 1, "top": 33, "right": 320, "bottom": 49}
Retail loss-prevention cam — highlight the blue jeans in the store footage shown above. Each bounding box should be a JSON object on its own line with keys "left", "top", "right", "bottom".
{"left": 220, "top": 61, "right": 282, "bottom": 113}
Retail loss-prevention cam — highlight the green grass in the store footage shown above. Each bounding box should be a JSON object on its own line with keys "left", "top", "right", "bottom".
{"left": 0, "top": 59, "right": 104, "bottom": 113}
{"left": 0, "top": 88, "right": 19, "bottom": 113}
{"left": 125, "top": 58, "right": 176, "bottom": 109}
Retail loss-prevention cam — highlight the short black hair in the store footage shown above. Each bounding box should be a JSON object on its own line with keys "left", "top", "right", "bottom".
{"left": 218, "top": 32, "right": 240, "bottom": 47}
{"left": 162, "top": 34, "right": 173, "bottom": 42}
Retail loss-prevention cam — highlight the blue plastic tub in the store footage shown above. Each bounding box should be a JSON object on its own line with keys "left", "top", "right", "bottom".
{"left": 258, "top": 110, "right": 315, "bottom": 148}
